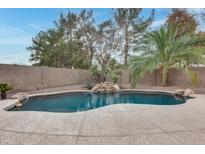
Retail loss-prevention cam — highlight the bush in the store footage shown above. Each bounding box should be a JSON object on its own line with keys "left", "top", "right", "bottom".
{"left": 0, "top": 83, "right": 12, "bottom": 100}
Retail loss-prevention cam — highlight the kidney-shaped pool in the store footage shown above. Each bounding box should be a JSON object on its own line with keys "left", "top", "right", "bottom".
{"left": 8, "top": 91, "right": 186, "bottom": 113}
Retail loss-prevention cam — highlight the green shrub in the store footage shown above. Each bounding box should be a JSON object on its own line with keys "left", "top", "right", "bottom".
{"left": 0, "top": 83, "right": 12, "bottom": 92}
{"left": 0, "top": 83, "right": 12, "bottom": 100}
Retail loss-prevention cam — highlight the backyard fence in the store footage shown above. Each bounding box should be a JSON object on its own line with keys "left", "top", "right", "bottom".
{"left": 118, "top": 67, "right": 205, "bottom": 88}
{"left": 0, "top": 64, "right": 92, "bottom": 91}
{"left": 0, "top": 64, "right": 205, "bottom": 91}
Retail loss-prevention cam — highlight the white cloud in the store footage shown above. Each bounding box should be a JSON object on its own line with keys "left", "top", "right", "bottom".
{"left": 8, "top": 26, "right": 27, "bottom": 34}
{"left": 29, "top": 23, "right": 43, "bottom": 31}
{"left": 0, "top": 24, "right": 28, "bottom": 36}
{"left": 0, "top": 24, "right": 31, "bottom": 46}
{"left": 151, "top": 19, "right": 166, "bottom": 29}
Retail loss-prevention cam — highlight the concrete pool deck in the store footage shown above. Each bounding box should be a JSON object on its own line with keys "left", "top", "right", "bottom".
{"left": 1, "top": 92, "right": 205, "bottom": 144}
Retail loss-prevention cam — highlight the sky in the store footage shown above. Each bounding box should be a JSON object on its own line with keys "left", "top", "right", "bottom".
{"left": 0, "top": 8, "right": 204, "bottom": 65}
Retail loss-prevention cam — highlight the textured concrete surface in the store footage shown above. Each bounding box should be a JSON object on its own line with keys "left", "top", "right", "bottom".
{"left": 1, "top": 93, "right": 205, "bottom": 144}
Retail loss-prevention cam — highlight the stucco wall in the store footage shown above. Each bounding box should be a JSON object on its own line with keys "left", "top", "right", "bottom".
{"left": 43, "top": 67, "right": 92, "bottom": 88}
{"left": 117, "top": 67, "right": 205, "bottom": 88}
{"left": 1, "top": 64, "right": 205, "bottom": 91}
{"left": 0, "top": 64, "right": 43, "bottom": 91}
{"left": 167, "top": 67, "right": 205, "bottom": 88}
{"left": 0, "top": 64, "right": 92, "bottom": 91}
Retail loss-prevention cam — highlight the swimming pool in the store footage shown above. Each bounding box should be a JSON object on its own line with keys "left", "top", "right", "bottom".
{"left": 8, "top": 91, "right": 186, "bottom": 113}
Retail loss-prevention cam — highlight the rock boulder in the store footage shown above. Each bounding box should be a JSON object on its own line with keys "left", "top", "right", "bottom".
{"left": 174, "top": 89, "right": 185, "bottom": 96}
{"left": 184, "top": 89, "right": 195, "bottom": 97}
{"left": 91, "top": 82, "right": 120, "bottom": 93}
{"left": 174, "top": 88, "right": 195, "bottom": 97}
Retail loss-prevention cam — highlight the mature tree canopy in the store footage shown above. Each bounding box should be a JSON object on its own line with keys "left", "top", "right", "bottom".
{"left": 114, "top": 8, "right": 154, "bottom": 68}
{"left": 94, "top": 19, "right": 118, "bottom": 81}
{"left": 166, "top": 9, "right": 198, "bottom": 36}
{"left": 27, "top": 12, "right": 90, "bottom": 69}
{"left": 27, "top": 7, "right": 205, "bottom": 85}
{"left": 27, "top": 9, "right": 155, "bottom": 70}
{"left": 77, "top": 9, "right": 99, "bottom": 66}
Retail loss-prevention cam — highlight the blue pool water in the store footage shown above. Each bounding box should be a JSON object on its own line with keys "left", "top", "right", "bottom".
{"left": 8, "top": 91, "right": 186, "bottom": 113}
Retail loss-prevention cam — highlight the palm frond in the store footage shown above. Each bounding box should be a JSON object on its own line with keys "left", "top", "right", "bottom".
{"left": 129, "top": 56, "right": 156, "bottom": 87}
{"left": 130, "top": 24, "right": 205, "bottom": 86}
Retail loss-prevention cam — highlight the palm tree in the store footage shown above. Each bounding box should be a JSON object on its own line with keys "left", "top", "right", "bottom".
{"left": 130, "top": 25, "right": 205, "bottom": 87}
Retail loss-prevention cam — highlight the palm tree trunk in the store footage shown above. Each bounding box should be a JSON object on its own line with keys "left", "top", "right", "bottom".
{"left": 124, "top": 27, "right": 129, "bottom": 69}
{"left": 162, "top": 67, "right": 168, "bottom": 86}
{"left": 124, "top": 45, "right": 128, "bottom": 69}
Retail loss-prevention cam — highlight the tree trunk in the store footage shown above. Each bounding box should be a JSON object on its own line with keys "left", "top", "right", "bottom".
{"left": 124, "top": 27, "right": 129, "bottom": 69}
{"left": 124, "top": 46, "right": 128, "bottom": 69}
{"left": 90, "top": 47, "right": 93, "bottom": 67}
{"left": 162, "top": 67, "right": 168, "bottom": 87}
{"left": 101, "top": 63, "right": 107, "bottom": 82}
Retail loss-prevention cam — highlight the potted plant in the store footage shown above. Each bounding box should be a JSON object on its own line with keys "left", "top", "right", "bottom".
{"left": 0, "top": 83, "right": 12, "bottom": 100}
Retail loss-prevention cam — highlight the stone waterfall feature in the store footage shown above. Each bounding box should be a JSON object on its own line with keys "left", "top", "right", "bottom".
{"left": 91, "top": 82, "right": 120, "bottom": 93}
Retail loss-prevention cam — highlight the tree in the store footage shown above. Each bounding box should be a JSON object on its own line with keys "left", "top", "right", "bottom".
{"left": 107, "top": 58, "right": 123, "bottom": 83}
{"left": 55, "top": 12, "right": 78, "bottom": 41}
{"left": 27, "top": 28, "right": 64, "bottom": 67}
{"left": 114, "top": 8, "right": 154, "bottom": 68}
{"left": 27, "top": 9, "right": 154, "bottom": 70}
{"left": 27, "top": 11, "right": 90, "bottom": 69}
{"left": 93, "top": 20, "right": 119, "bottom": 82}
{"left": 91, "top": 59, "right": 123, "bottom": 83}
{"left": 166, "top": 9, "right": 198, "bottom": 36}
{"left": 130, "top": 25, "right": 205, "bottom": 87}
{"left": 56, "top": 12, "right": 90, "bottom": 68}
{"left": 77, "top": 9, "right": 99, "bottom": 66}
